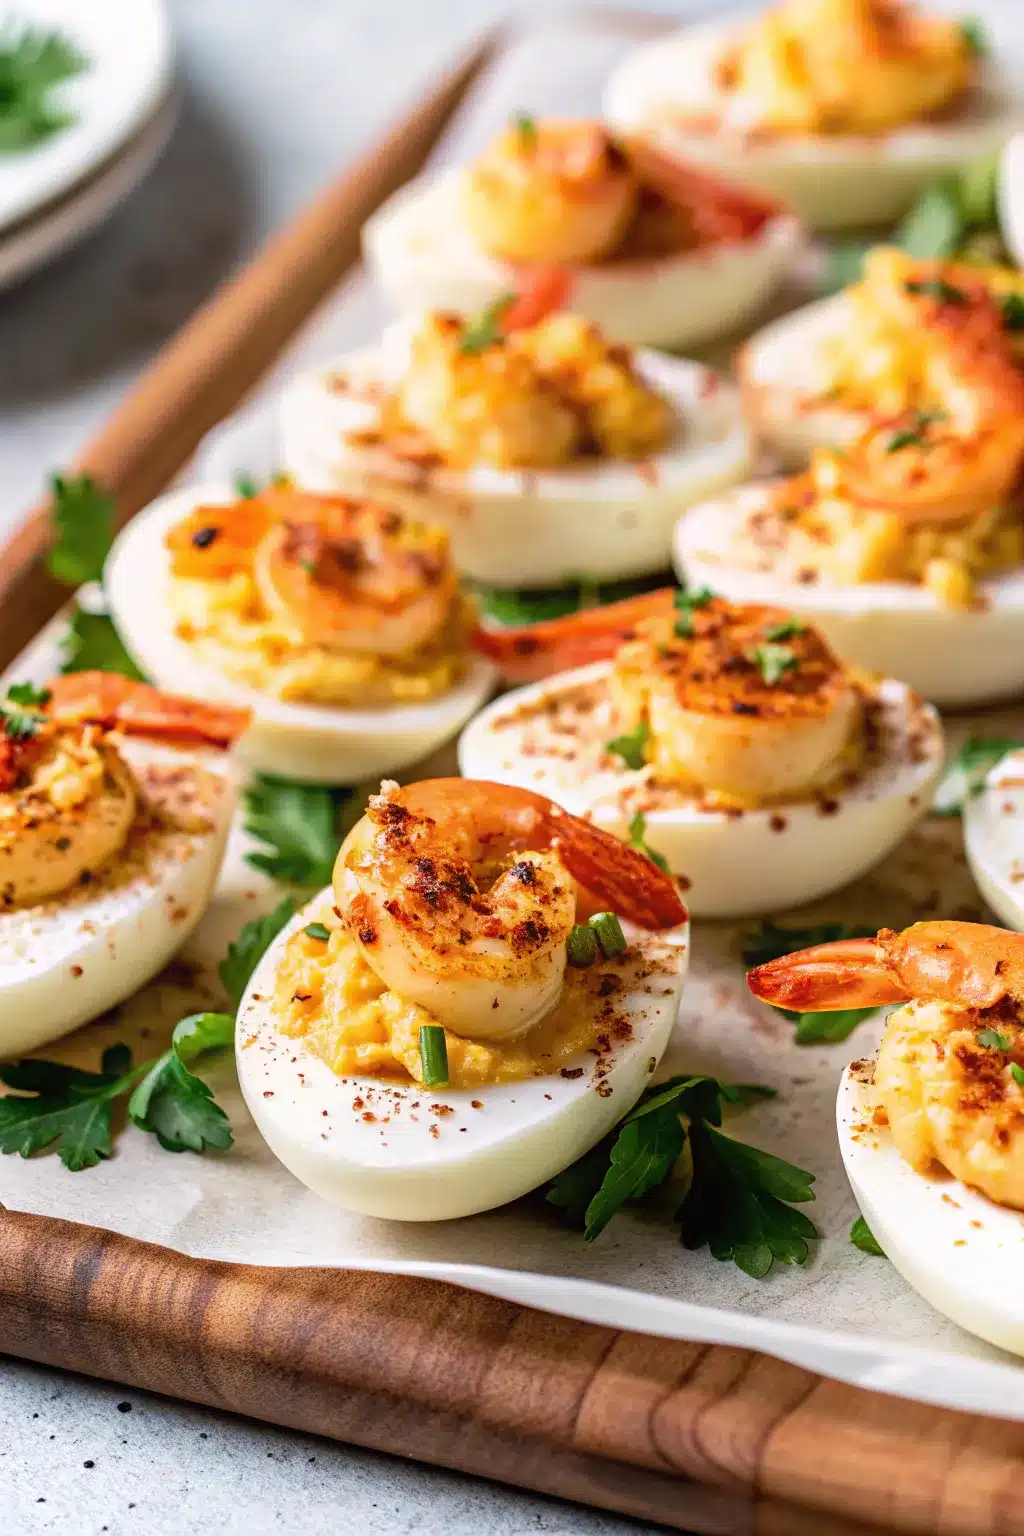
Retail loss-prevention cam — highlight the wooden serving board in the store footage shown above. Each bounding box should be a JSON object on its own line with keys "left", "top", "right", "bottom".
{"left": 4, "top": 13, "right": 1024, "bottom": 1534}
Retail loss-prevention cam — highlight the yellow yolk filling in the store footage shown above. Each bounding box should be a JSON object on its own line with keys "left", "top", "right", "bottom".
{"left": 168, "top": 574, "right": 471, "bottom": 706}
{"left": 873, "top": 999, "right": 1024, "bottom": 1210}
{"left": 272, "top": 918, "right": 612, "bottom": 1089}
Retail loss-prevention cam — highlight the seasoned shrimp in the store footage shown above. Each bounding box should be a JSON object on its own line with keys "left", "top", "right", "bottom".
{"left": 747, "top": 920, "right": 1024, "bottom": 1014}
{"left": 335, "top": 778, "right": 687, "bottom": 1042}
{"left": 473, "top": 587, "right": 676, "bottom": 685}
{"left": 461, "top": 118, "right": 639, "bottom": 265}
{"left": 167, "top": 486, "right": 461, "bottom": 659}
{"left": 749, "top": 921, "right": 1024, "bottom": 1207}
{"left": 0, "top": 675, "right": 247, "bottom": 907}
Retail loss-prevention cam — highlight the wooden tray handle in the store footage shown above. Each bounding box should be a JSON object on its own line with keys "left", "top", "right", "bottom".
{"left": 0, "top": 32, "right": 495, "bottom": 670}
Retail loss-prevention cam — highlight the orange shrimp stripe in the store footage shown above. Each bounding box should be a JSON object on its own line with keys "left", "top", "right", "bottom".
{"left": 47, "top": 672, "right": 250, "bottom": 749}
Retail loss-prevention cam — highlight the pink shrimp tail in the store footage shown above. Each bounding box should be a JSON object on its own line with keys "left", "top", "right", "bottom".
{"left": 747, "top": 936, "right": 910, "bottom": 1013}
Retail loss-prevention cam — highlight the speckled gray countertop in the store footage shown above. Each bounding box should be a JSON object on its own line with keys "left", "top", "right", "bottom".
{"left": 0, "top": 0, "right": 675, "bottom": 1530}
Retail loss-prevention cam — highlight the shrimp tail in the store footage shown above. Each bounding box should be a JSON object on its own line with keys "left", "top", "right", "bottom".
{"left": 548, "top": 805, "right": 688, "bottom": 931}
{"left": 499, "top": 266, "right": 573, "bottom": 333}
{"left": 747, "top": 936, "right": 911, "bottom": 1012}
{"left": 472, "top": 588, "right": 674, "bottom": 684}
{"left": 47, "top": 672, "right": 250, "bottom": 749}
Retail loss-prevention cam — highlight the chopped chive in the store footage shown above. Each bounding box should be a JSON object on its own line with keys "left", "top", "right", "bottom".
{"left": 304, "top": 922, "right": 331, "bottom": 942}
{"left": 589, "top": 911, "right": 626, "bottom": 959}
{"left": 1011, "top": 1062, "right": 1024, "bottom": 1089}
{"left": 419, "top": 1024, "right": 450, "bottom": 1089}
{"left": 566, "top": 923, "right": 599, "bottom": 967}
{"left": 978, "top": 1027, "right": 1010, "bottom": 1051}
{"left": 763, "top": 620, "right": 804, "bottom": 642}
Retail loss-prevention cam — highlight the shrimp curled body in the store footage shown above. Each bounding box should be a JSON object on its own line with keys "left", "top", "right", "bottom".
{"left": 335, "top": 778, "right": 687, "bottom": 1042}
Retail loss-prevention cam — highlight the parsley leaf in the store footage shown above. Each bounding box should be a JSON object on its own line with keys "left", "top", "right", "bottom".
{"left": 606, "top": 720, "right": 650, "bottom": 770}
{"left": 235, "top": 473, "right": 259, "bottom": 498}
{"left": 7, "top": 681, "right": 50, "bottom": 707}
{"left": 1011, "top": 1063, "right": 1024, "bottom": 1089}
{"left": 763, "top": 619, "right": 804, "bottom": 641}
{"left": 47, "top": 474, "right": 115, "bottom": 587}
{"left": 243, "top": 776, "right": 358, "bottom": 886}
{"left": 473, "top": 572, "right": 668, "bottom": 627}
{"left": 127, "top": 1013, "right": 235, "bottom": 1154}
{"left": 59, "top": 608, "right": 146, "bottom": 680}
{"left": 818, "top": 237, "right": 871, "bottom": 296}
{"left": 548, "top": 1074, "right": 811, "bottom": 1277}
{"left": 0, "top": 1044, "right": 134, "bottom": 1171}
{"left": 1002, "top": 294, "right": 1024, "bottom": 332}
{"left": 933, "top": 737, "right": 1023, "bottom": 816}
{"left": 850, "top": 1215, "right": 886, "bottom": 1256}
{"left": 673, "top": 585, "right": 715, "bottom": 638}
{"left": 904, "top": 277, "right": 967, "bottom": 306}
{"left": 218, "top": 897, "right": 296, "bottom": 1007}
{"left": 959, "top": 16, "right": 987, "bottom": 56}
{"left": 680, "top": 1120, "right": 817, "bottom": 1278}
{"left": 884, "top": 409, "right": 944, "bottom": 453}
{"left": 513, "top": 111, "right": 537, "bottom": 144}
{"left": 0, "top": 26, "right": 87, "bottom": 152}
{"left": 745, "top": 641, "right": 797, "bottom": 686}
{"left": 627, "top": 810, "right": 669, "bottom": 874}
{"left": 896, "top": 184, "right": 963, "bottom": 261}
{"left": 978, "top": 1027, "right": 1011, "bottom": 1051}
{"left": 742, "top": 921, "right": 876, "bottom": 1045}
{"left": 0, "top": 682, "right": 50, "bottom": 740}
{"left": 460, "top": 294, "right": 515, "bottom": 355}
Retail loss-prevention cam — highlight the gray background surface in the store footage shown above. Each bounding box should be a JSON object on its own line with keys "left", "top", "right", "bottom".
{"left": 1, "top": 0, "right": 675, "bottom": 1530}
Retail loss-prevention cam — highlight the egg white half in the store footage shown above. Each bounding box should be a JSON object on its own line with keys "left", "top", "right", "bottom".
{"left": 362, "top": 167, "right": 804, "bottom": 351}
{"left": 0, "top": 736, "right": 235, "bottom": 1057}
{"left": 236, "top": 895, "right": 690, "bottom": 1221}
{"left": 963, "top": 748, "right": 1024, "bottom": 930}
{"left": 998, "top": 131, "right": 1024, "bottom": 269}
{"left": 104, "top": 482, "right": 497, "bottom": 785}
{"left": 605, "top": 19, "right": 1023, "bottom": 231}
{"left": 676, "top": 483, "right": 1024, "bottom": 708}
{"left": 838, "top": 1060, "right": 1024, "bottom": 1358}
{"left": 458, "top": 661, "right": 942, "bottom": 919}
{"left": 278, "top": 331, "right": 754, "bottom": 588}
{"left": 737, "top": 293, "right": 867, "bottom": 466}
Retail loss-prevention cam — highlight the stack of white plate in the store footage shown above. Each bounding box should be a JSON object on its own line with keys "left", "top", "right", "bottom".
{"left": 0, "top": 0, "right": 174, "bottom": 291}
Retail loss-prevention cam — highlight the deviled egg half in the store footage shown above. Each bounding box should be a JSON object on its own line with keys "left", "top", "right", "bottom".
{"left": 104, "top": 482, "right": 496, "bottom": 784}
{"left": 0, "top": 672, "right": 242, "bottom": 1057}
{"left": 279, "top": 308, "right": 754, "bottom": 590}
{"left": 605, "top": 0, "right": 1020, "bottom": 231}
{"left": 739, "top": 247, "right": 1024, "bottom": 466}
{"left": 237, "top": 777, "right": 689, "bottom": 1220}
{"left": 364, "top": 115, "right": 802, "bottom": 350}
{"left": 962, "top": 746, "right": 1024, "bottom": 930}
{"left": 461, "top": 592, "right": 942, "bottom": 918}
{"left": 678, "top": 259, "right": 1024, "bottom": 707}
{"left": 750, "top": 921, "right": 1024, "bottom": 1356}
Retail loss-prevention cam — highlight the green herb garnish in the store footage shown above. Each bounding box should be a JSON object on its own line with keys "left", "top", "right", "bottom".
{"left": 1002, "top": 294, "right": 1024, "bottom": 332}
{"left": 243, "top": 776, "right": 362, "bottom": 885}
{"left": 566, "top": 923, "right": 598, "bottom": 967}
{"left": 419, "top": 1024, "right": 450, "bottom": 1089}
{"left": 58, "top": 609, "right": 146, "bottom": 680}
{"left": 588, "top": 911, "right": 626, "bottom": 959}
{"left": 0, "top": 1010, "right": 234, "bottom": 1171}
{"left": 763, "top": 619, "right": 804, "bottom": 641}
{"left": 933, "top": 738, "right": 1023, "bottom": 816}
{"left": 473, "top": 572, "right": 667, "bottom": 627}
{"left": 819, "top": 237, "right": 871, "bottom": 296}
{"left": 850, "top": 1215, "right": 885, "bottom": 1256}
{"left": 743, "top": 921, "right": 877, "bottom": 1045}
{"left": 978, "top": 1027, "right": 1011, "bottom": 1051}
{"left": 884, "top": 409, "right": 944, "bottom": 453}
{"left": 905, "top": 277, "right": 968, "bottom": 305}
{"left": 1011, "top": 1063, "right": 1024, "bottom": 1089}
{"left": 745, "top": 642, "right": 797, "bottom": 686}
{"left": 460, "top": 294, "right": 515, "bottom": 355}
{"left": 605, "top": 720, "right": 650, "bottom": 770}
{"left": 513, "top": 111, "right": 537, "bottom": 145}
{"left": 47, "top": 473, "right": 115, "bottom": 586}
{"left": 673, "top": 585, "right": 715, "bottom": 638}
{"left": 235, "top": 473, "right": 259, "bottom": 498}
{"left": 897, "top": 185, "right": 963, "bottom": 262}
{"left": 627, "top": 811, "right": 669, "bottom": 874}
{"left": 548, "top": 1074, "right": 814, "bottom": 1278}
{"left": 0, "top": 681, "right": 50, "bottom": 740}
{"left": 959, "top": 16, "right": 987, "bottom": 56}
{"left": 304, "top": 922, "right": 331, "bottom": 942}
{"left": 218, "top": 897, "right": 296, "bottom": 1008}
{"left": 0, "top": 25, "right": 87, "bottom": 153}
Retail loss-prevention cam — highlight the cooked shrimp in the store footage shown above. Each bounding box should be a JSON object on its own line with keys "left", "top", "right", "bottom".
{"left": 461, "top": 118, "right": 639, "bottom": 265}
{"left": 624, "top": 140, "right": 777, "bottom": 245}
{"left": 334, "top": 778, "right": 687, "bottom": 1042}
{"left": 747, "top": 920, "right": 1024, "bottom": 1013}
{"left": 749, "top": 920, "right": 1024, "bottom": 1208}
{"left": 0, "top": 675, "right": 245, "bottom": 907}
{"left": 253, "top": 497, "right": 458, "bottom": 655}
{"left": 473, "top": 588, "right": 676, "bottom": 684}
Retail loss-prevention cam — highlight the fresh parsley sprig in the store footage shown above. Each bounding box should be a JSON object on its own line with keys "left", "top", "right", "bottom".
{"left": 46, "top": 473, "right": 115, "bottom": 586}
{"left": 933, "top": 738, "right": 1024, "bottom": 816}
{"left": 548, "top": 1073, "right": 814, "bottom": 1278}
{"left": 0, "top": 681, "right": 51, "bottom": 740}
{"left": 58, "top": 609, "right": 146, "bottom": 680}
{"left": 742, "top": 921, "right": 877, "bottom": 1045}
{"left": 0, "top": 902, "right": 294, "bottom": 1172}
{"left": 627, "top": 810, "right": 669, "bottom": 874}
{"left": 745, "top": 641, "right": 797, "bottom": 687}
{"left": 606, "top": 720, "right": 650, "bottom": 771}
{"left": 243, "top": 777, "right": 363, "bottom": 887}
{"left": 0, "top": 25, "right": 87, "bottom": 153}
{"left": 850, "top": 1215, "right": 885, "bottom": 1256}
{"left": 473, "top": 572, "right": 668, "bottom": 628}
{"left": 460, "top": 295, "right": 515, "bottom": 355}
{"left": 673, "top": 585, "right": 714, "bottom": 638}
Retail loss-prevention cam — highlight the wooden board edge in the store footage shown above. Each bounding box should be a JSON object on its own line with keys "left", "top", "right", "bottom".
{"left": 3, "top": 1205, "right": 1023, "bottom": 1535}
{"left": 0, "top": 26, "right": 498, "bottom": 669}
